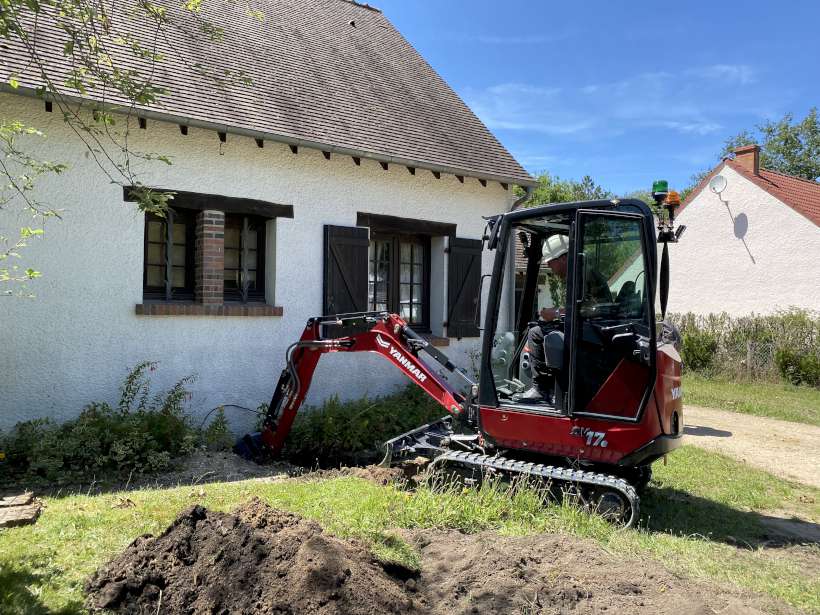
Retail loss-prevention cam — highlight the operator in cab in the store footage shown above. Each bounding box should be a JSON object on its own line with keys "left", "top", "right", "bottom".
{"left": 521, "top": 234, "right": 612, "bottom": 404}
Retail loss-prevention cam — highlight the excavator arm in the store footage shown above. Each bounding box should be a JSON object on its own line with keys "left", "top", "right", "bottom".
{"left": 245, "top": 311, "right": 472, "bottom": 458}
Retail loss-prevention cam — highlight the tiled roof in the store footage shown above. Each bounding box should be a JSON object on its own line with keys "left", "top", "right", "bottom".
{"left": 0, "top": 0, "right": 534, "bottom": 186}
{"left": 681, "top": 160, "right": 820, "bottom": 227}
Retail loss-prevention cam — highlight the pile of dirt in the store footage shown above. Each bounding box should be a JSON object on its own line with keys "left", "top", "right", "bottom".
{"left": 85, "top": 499, "right": 415, "bottom": 614}
{"left": 86, "top": 501, "right": 795, "bottom": 615}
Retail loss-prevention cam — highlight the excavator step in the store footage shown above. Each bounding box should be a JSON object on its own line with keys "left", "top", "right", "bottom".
{"left": 430, "top": 450, "right": 640, "bottom": 528}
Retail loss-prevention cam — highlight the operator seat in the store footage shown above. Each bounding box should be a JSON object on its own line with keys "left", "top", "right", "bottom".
{"left": 520, "top": 326, "right": 564, "bottom": 407}
{"left": 615, "top": 281, "right": 641, "bottom": 315}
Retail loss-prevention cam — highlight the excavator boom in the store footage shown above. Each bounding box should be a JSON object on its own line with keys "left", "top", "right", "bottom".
{"left": 243, "top": 311, "right": 471, "bottom": 457}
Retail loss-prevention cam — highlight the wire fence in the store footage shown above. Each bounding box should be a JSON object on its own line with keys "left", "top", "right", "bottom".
{"left": 668, "top": 309, "right": 820, "bottom": 385}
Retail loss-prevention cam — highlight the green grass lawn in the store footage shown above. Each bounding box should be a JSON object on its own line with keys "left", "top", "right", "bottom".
{"left": 684, "top": 372, "right": 820, "bottom": 426}
{"left": 1, "top": 446, "right": 818, "bottom": 614}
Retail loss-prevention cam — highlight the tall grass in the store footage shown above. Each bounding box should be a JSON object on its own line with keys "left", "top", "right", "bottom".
{"left": 2, "top": 448, "right": 818, "bottom": 613}
{"left": 670, "top": 308, "right": 820, "bottom": 385}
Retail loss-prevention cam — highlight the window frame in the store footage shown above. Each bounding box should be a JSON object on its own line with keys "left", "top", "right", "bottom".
{"left": 368, "top": 231, "right": 431, "bottom": 331}
{"left": 142, "top": 208, "right": 196, "bottom": 301}
{"left": 223, "top": 214, "right": 267, "bottom": 303}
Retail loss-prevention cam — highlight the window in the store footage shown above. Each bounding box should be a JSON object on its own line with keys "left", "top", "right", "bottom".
{"left": 224, "top": 214, "right": 266, "bottom": 302}
{"left": 580, "top": 216, "right": 647, "bottom": 320}
{"left": 134, "top": 187, "right": 293, "bottom": 313}
{"left": 367, "top": 233, "right": 430, "bottom": 328}
{"left": 143, "top": 209, "right": 195, "bottom": 300}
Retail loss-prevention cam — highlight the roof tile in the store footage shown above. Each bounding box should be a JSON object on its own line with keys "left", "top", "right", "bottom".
{"left": 0, "top": 0, "right": 534, "bottom": 185}
{"left": 681, "top": 160, "right": 820, "bottom": 227}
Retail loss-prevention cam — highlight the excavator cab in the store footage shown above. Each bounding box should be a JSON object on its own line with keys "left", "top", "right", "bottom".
{"left": 475, "top": 197, "right": 683, "bottom": 486}
{"left": 484, "top": 200, "right": 656, "bottom": 422}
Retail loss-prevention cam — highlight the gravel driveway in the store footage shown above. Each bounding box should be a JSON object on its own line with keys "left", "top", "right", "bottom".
{"left": 684, "top": 405, "right": 820, "bottom": 488}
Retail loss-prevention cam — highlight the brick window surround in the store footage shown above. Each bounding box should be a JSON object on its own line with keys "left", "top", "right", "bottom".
{"left": 128, "top": 187, "right": 292, "bottom": 317}
{"left": 196, "top": 210, "right": 225, "bottom": 305}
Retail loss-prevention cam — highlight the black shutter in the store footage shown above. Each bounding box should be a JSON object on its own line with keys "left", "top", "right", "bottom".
{"left": 323, "top": 225, "right": 369, "bottom": 315}
{"left": 447, "top": 237, "right": 482, "bottom": 338}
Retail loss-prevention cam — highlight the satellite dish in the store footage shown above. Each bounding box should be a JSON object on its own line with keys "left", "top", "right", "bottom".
{"left": 709, "top": 174, "right": 727, "bottom": 195}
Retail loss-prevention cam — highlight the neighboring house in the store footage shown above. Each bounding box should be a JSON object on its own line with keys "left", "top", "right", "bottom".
{"left": 0, "top": 0, "right": 535, "bottom": 430}
{"left": 669, "top": 145, "right": 820, "bottom": 315}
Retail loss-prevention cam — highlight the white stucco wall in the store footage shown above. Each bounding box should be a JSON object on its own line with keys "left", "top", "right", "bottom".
{"left": 668, "top": 164, "right": 820, "bottom": 315}
{"left": 0, "top": 93, "right": 514, "bottom": 431}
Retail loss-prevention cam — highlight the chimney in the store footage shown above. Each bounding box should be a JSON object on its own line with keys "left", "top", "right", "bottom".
{"left": 733, "top": 144, "right": 760, "bottom": 175}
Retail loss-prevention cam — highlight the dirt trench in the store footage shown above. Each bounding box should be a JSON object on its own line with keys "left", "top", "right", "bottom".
{"left": 85, "top": 499, "right": 795, "bottom": 615}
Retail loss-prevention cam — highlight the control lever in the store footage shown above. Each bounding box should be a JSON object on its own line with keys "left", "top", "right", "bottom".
{"left": 632, "top": 337, "right": 652, "bottom": 366}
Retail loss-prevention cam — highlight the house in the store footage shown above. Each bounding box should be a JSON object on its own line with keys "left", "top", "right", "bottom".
{"left": 668, "top": 145, "right": 820, "bottom": 316}
{"left": 0, "top": 0, "right": 535, "bottom": 431}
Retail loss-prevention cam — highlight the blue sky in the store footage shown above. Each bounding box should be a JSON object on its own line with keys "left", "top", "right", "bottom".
{"left": 376, "top": 0, "right": 820, "bottom": 194}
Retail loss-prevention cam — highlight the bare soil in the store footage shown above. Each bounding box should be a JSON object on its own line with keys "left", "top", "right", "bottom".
{"left": 85, "top": 499, "right": 413, "bottom": 615}
{"left": 150, "top": 450, "right": 294, "bottom": 487}
{"left": 684, "top": 405, "right": 820, "bottom": 489}
{"left": 85, "top": 500, "right": 797, "bottom": 615}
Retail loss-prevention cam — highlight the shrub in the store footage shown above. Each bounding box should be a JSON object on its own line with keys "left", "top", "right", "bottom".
{"left": 0, "top": 362, "right": 197, "bottom": 486}
{"left": 669, "top": 309, "right": 820, "bottom": 386}
{"left": 680, "top": 330, "right": 718, "bottom": 372}
{"left": 775, "top": 348, "right": 820, "bottom": 386}
{"left": 282, "top": 385, "right": 445, "bottom": 467}
{"left": 202, "top": 407, "right": 235, "bottom": 451}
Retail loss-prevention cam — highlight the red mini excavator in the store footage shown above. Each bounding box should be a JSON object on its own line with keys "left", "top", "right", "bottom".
{"left": 237, "top": 184, "right": 687, "bottom": 527}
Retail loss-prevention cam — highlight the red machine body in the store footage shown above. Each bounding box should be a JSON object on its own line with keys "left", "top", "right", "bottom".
{"left": 257, "top": 312, "right": 683, "bottom": 473}
{"left": 479, "top": 345, "right": 682, "bottom": 465}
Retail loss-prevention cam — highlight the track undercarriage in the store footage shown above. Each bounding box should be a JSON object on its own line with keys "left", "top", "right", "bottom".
{"left": 381, "top": 417, "right": 640, "bottom": 527}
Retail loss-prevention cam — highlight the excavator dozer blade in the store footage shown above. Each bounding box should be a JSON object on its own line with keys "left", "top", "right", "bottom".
{"left": 379, "top": 416, "right": 454, "bottom": 467}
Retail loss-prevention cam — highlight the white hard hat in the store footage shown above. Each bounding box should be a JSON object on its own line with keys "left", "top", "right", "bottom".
{"left": 542, "top": 234, "right": 569, "bottom": 262}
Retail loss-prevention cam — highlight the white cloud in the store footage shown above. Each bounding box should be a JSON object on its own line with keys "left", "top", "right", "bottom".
{"left": 461, "top": 31, "right": 577, "bottom": 45}
{"left": 687, "top": 64, "right": 756, "bottom": 85}
{"left": 462, "top": 64, "right": 759, "bottom": 142}
{"left": 654, "top": 120, "right": 723, "bottom": 135}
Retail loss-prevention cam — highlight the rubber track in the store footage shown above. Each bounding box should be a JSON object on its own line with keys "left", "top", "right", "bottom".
{"left": 431, "top": 450, "right": 640, "bottom": 528}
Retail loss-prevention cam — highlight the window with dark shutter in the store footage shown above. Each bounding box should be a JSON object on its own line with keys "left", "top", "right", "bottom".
{"left": 367, "top": 233, "right": 430, "bottom": 328}
{"left": 224, "top": 214, "right": 266, "bottom": 302}
{"left": 447, "top": 237, "right": 482, "bottom": 338}
{"left": 143, "top": 209, "right": 196, "bottom": 301}
{"left": 323, "top": 225, "right": 370, "bottom": 314}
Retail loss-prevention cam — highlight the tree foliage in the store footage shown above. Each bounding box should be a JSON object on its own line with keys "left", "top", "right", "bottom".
{"left": 1, "top": 0, "right": 256, "bottom": 294}
{"left": 520, "top": 172, "right": 613, "bottom": 206}
{"left": 720, "top": 108, "right": 820, "bottom": 181}
{"left": 682, "top": 108, "right": 820, "bottom": 201}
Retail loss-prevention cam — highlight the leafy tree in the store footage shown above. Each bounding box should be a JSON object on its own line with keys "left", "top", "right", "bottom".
{"left": 623, "top": 189, "right": 653, "bottom": 206}
{"left": 720, "top": 108, "right": 820, "bottom": 181}
{"left": 521, "top": 172, "right": 613, "bottom": 206}
{"left": 681, "top": 108, "right": 820, "bottom": 201}
{"left": 0, "top": 0, "right": 256, "bottom": 295}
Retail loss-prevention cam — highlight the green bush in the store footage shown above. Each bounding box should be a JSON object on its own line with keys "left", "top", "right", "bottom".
{"left": 0, "top": 362, "right": 198, "bottom": 486}
{"left": 775, "top": 348, "right": 820, "bottom": 386}
{"left": 680, "top": 330, "right": 718, "bottom": 372}
{"left": 282, "top": 385, "right": 445, "bottom": 467}
{"left": 669, "top": 309, "right": 820, "bottom": 386}
{"left": 202, "top": 407, "right": 235, "bottom": 451}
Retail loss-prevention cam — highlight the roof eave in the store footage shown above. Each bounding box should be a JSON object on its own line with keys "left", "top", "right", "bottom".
{"left": 4, "top": 85, "right": 537, "bottom": 188}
